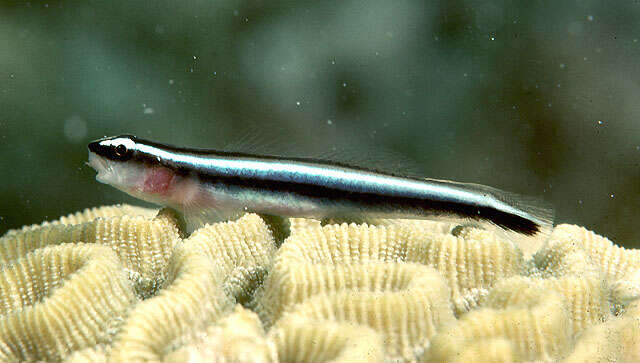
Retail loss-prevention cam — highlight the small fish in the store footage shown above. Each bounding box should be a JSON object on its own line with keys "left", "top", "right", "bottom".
{"left": 87, "top": 135, "right": 553, "bottom": 235}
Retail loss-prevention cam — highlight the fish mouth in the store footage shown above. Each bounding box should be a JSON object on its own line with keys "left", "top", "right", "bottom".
{"left": 87, "top": 151, "right": 147, "bottom": 194}
{"left": 87, "top": 152, "right": 111, "bottom": 183}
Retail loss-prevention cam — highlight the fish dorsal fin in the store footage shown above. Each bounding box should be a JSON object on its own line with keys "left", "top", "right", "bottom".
{"left": 222, "top": 125, "right": 427, "bottom": 178}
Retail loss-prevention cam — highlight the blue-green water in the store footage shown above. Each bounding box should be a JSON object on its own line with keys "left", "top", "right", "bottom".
{"left": 1, "top": 1, "right": 638, "bottom": 247}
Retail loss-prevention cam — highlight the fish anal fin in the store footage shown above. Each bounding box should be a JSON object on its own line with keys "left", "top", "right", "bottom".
{"left": 182, "top": 207, "right": 244, "bottom": 234}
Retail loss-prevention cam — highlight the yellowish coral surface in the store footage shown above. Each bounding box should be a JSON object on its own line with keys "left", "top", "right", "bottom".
{"left": 427, "top": 287, "right": 573, "bottom": 362}
{"left": 0, "top": 243, "right": 137, "bottom": 361}
{"left": 1, "top": 205, "right": 638, "bottom": 362}
{"left": 165, "top": 305, "right": 277, "bottom": 363}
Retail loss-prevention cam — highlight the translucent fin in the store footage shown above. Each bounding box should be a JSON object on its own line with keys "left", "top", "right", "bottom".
{"left": 314, "top": 144, "right": 427, "bottom": 177}
{"left": 223, "top": 129, "right": 283, "bottom": 156}
{"left": 223, "top": 122, "right": 427, "bottom": 178}
{"left": 181, "top": 207, "right": 244, "bottom": 234}
{"left": 420, "top": 178, "right": 555, "bottom": 258}
{"left": 426, "top": 177, "right": 555, "bottom": 236}
{"left": 177, "top": 185, "right": 244, "bottom": 233}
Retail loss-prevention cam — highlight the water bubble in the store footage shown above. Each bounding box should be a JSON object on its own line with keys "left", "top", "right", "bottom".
{"left": 296, "top": 101, "right": 301, "bottom": 106}
{"left": 168, "top": 79, "right": 174, "bottom": 85}
{"left": 587, "top": 15, "right": 594, "bottom": 21}
{"left": 342, "top": 82, "right": 347, "bottom": 87}
{"left": 327, "top": 119, "right": 333, "bottom": 125}
{"left": 63, "top": 116, "right": 87, "bottom": 143}
{"left": 610, "top": 194, "right": 615, "bottom": 198}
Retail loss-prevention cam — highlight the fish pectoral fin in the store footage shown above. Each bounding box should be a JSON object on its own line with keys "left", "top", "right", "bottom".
{"left": 182, "top": 207, "right": 244, "bottom": 234}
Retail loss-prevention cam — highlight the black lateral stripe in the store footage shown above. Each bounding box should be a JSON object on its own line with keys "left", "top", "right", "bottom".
{"left": 199, "top": 174, "right": 540, "bottom": 236}
{"left": 132, "top": 138, "right": 540, "bottom": 235}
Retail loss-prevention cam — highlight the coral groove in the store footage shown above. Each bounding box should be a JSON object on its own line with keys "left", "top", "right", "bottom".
{"left": 1, "top": 209, "right": 181, "bottom": 298}
{"left": 109, "top": 243, "right": 233, "bottom": 361}
{"left": 270, "top": 318, "right": 384, "bottom": 363}
{"left": 0, "top": 244, "right": 137, "bottom": 361}
{"left": 536, "top": 224, "right": 640, "bottom": 303}
{"left": 427, "top": 288, "right": 572, "bottom": 362}
{"left": 182, "top": 213, "right": 277, "bottom": 304}
{"left": 407, "top": 227, "right": 526, "bottom": 314}
{"left": 256, "top": 222, "right": 456, "bottom": 361}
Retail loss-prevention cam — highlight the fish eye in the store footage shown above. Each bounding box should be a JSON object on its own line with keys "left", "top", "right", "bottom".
{"left": 109, "top": 141, "right": 133, "bottom": 161}
{"left": 115, "top": 144, "right": 127, "bottom": 157}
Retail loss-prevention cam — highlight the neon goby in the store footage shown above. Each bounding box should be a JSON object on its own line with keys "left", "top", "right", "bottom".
{"left": 87, "top": 135, "right": 553, "bottom": 235}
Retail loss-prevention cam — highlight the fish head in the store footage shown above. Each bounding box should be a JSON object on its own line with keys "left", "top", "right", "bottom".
{"left": 88, "top": 135, "right": 153, "bottom": 199}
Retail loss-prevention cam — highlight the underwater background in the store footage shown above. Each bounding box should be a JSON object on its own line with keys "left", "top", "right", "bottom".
{"left": 1, "top": 0, "right": 638, "bottom": 248}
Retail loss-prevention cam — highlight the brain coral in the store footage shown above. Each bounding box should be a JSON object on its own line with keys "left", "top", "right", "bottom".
{"left": 1, "top": 206, "right": 640, "bottom": 361}
{"left": 564, "top": 300, "right": 640, "bottom": 362}
{"left": 0, "top": 205, "right": 180, "bottom": 298}
{"left": 0, "top": 243, "right": 137, "bottom": 361}
{"left": 180, "top": 213, "right": 277, "bottom": 305}
{"left": 164, "top": 305, "right": 277, "bottom": 363}
{"left": 426, "top": 286, "right": 572, "bottom": 362}
{"left": 273, "top": 279, "right": 452, "bottom": 361}
{"left": 485, "top": 275, "right": 610, "bottom": 337}
{"left": 271, "top": 317, "right": 384, "bottom": 362}
{"left": 407, "top": 226, "right": 526, "bottom": 314}
{"left": 108, "top": 241, "right": 234, "bottom": 361}
{"left": 255, "top": 221, "right": 457, "bottom": 361}
{"left": 535, "top": 224, "right": 640, "bottom": 304}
